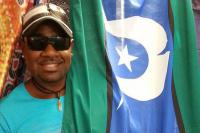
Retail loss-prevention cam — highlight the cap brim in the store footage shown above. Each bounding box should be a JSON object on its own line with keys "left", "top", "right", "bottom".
{"left": 22, "top": 16, "right": 73, "bottom": 38}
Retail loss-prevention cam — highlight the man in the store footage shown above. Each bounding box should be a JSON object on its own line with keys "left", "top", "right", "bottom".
{"left": 0, "top": 3, "right": 73, "bottom": 133}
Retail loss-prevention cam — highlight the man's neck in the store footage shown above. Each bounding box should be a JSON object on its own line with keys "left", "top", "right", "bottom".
{"left": 25, "top": 78, "right": 66, "bottom": 99}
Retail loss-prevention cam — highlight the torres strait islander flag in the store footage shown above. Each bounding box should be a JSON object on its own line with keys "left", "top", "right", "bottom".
{"left": 102, "top": 0, "right": 179, "bottom": 132}
{"left": 62, "top": 0, "right": 181, "bottom": 132}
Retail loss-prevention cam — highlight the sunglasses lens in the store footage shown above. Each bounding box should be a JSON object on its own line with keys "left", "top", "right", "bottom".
{"left": 27, "top": 37, "right": 47, "bottom": 51}
{"left": 51, "top": 37, "right": 70, "bottom": 51}
{"left": 26, "top": 37, "right": 70, "bottom": 51}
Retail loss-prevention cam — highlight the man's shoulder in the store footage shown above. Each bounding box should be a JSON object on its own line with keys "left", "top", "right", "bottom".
{"left": 0, "top": 83, "right": 28, "bottom": 132}
{"left": 0, "top": 83, "right": 26, "bottom": 111}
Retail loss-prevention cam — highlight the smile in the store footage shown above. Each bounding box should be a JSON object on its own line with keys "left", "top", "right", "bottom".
{"left": 40, "top": 63, "right": 62, "bottom": 72}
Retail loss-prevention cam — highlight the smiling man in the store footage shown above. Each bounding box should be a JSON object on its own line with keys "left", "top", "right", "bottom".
{"left": 0, "top": 3, "right": 73, "bottom": 133}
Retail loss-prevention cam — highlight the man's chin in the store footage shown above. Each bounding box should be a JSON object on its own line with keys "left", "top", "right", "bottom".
{"left": 38, "top": 73, "right": 66, "bottom": 83}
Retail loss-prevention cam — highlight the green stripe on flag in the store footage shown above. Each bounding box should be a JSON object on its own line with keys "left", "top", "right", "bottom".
{"left": 170, "top": 0, "right": 200, "bottom": 132}
{"left": 62, "top": 0, "right": 108, "bottom": 133}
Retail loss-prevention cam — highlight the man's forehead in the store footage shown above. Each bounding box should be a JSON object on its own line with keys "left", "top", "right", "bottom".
{"left": 25, "top": 20, "right": 68, "bottom": 37}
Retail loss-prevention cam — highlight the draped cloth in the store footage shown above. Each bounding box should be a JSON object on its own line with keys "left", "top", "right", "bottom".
{"left": 0, "top": 0, "right": 28, "bottom": 97}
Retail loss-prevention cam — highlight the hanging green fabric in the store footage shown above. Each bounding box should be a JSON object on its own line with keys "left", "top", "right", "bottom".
{"left": 170, "top": 0, "right": 200, "bottom": 132}
{"left": 62, "top": 0, "right": 108, "bottom": 132}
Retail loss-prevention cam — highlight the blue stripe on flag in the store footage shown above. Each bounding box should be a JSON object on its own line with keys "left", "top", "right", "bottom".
{"left": 102, "top": 0, "right": 179, "bottom": 132}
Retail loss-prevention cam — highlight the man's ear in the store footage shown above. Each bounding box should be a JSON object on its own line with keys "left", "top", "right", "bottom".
{"left": 69, "top": 39, "right": 74, "bottom": 50}
{"left": 20, "top": 36, "right": 26, "bottom": 54}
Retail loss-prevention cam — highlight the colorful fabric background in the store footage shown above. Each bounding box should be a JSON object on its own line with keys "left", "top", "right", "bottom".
{"left": 0, "top": 0, "right": 28, "bottom": 97}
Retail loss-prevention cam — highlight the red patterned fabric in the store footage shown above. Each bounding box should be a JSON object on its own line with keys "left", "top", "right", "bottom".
{"left": 0, "top": 0, "right": 29, "bottom": 97}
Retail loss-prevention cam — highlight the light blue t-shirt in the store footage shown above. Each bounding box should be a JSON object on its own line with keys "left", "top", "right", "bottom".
{"left": 0, "top": 83, "right": 64, "bottom": 133}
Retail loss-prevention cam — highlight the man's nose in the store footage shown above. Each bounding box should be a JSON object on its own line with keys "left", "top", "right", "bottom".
{"left": 42, "top": 43, "right": 58, "bottom": 56}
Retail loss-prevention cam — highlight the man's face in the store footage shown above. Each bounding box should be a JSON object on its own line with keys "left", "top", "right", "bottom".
{"left": 22, "top": 23, "right": 73, "bottom": 83}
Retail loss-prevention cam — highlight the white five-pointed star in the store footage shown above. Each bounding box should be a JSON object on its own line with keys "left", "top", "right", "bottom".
{"left": 116, "top": 45, "right": 138, "bottom": 72}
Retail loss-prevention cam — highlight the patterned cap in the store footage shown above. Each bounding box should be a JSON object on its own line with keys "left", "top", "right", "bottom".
{"left": 22, "top": 3, "right": 72, "bottom": 37}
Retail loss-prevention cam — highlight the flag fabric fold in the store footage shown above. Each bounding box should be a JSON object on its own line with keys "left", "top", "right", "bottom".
{"left": 102, "top": 0, "right": 179, "bottom": 132}
{"left": 62, "top": 0, "right": 108, "bottom": 132}
{"left": 62, "top": 0, "right": 200, "bottom": 132}
{"left": 170, "top": 0, "right": 200, "bottom": 132}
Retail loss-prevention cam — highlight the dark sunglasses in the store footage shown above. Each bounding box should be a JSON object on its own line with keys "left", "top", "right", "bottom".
{"left": 26, "top": 36, "right": 70, "bottom": 51}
